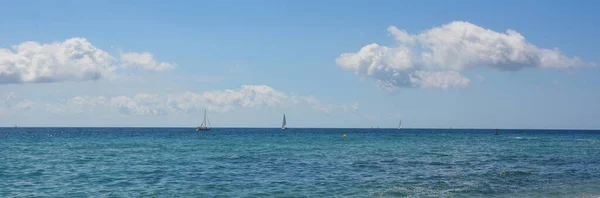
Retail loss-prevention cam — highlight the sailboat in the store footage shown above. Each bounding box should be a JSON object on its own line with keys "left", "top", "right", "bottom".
{"left": 281, "top": 114, "right": 287, "bottom": 130}
{"left": 398, "top": 120, "right": 402, "bottom": 129}
{"left": 196, "top": 109, "right": 211, "bottom": 131}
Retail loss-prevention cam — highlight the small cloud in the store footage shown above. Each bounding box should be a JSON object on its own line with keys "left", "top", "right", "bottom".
{"left": 4, "top": 92, "right": 16, "bottom": 102}
{"left": 120, "top": 52, "right": 176, "bottom": 72}
{"left": 15, "top": 100, "right": 33, "bottom": 110}
{"left": 351, "top": 102, "right": 359, "bottom": 112}
{"left": 341, "top": 102, "right": 359, "bottom": 113}
{"left": 298, "top": 96, "right": 335, "bottom": 114}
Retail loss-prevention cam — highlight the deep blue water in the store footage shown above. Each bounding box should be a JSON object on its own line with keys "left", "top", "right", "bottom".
{"left": 1, "top": 128, "right": 599, "bottom": 197}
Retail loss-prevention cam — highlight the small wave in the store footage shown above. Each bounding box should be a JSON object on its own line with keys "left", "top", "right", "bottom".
{"left": 577, "top": 192, "right": 600, "bottom": 198}
{"left": 368, "top": 187, "right": 410, "bottom": 197}
{"left": 576, "top": 139, "right": 600, "bottom": 144}
{"left": 380, "top": 158, "right": 398, "bottom": 164}
{"left": 422, "top": 151, "right": 450, "bottom": 157}
{"left": 498, "top": 170, "right": 535, "bottom": 176}
{"left": 368, "top": 191, "right": 410, "bottom": 197}
{"left": 428, "top": 161, "right": 450, "bottom": 166}
{"left": 351, "top": 160, "right": 381, "bottom": 169}
{"left": 514, "top": 136, "right": 540, "bottom": 140}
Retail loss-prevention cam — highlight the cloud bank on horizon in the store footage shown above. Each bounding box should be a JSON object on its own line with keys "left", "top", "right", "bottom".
{"left": 2, "top": 85, "right": 358, "bottom": 116}
{"left": 336, "top": 21, "right": 595, "bottom": 91}
{"left": 0, "top": 38, "right": 175, "bottom": 85}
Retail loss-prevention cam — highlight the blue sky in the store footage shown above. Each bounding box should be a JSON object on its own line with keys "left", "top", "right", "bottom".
{"left": 1, "top": 0, "right": 599, "bottom": 129}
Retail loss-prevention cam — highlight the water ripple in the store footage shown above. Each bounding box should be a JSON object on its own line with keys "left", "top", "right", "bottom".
{"left": 1, "top": 128, "right": 599, "bottom": 197}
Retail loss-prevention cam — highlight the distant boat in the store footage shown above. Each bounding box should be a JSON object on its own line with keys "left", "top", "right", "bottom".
{"left": 281, "top": 114, "right": 287, "bottom": 130}
{"left": 398, "top": 120, "right": 402, "bottom": 129}
{"left": 196, "top": 109, "right": 211, "bottom": 131}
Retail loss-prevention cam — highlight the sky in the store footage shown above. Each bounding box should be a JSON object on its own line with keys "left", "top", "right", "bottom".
{"left": 1, "top": 0, "right": 599, "bottom": 129}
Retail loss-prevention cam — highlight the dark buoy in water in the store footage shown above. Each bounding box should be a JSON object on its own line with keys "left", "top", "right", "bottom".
{"left": 495, "top": 129, "right": 499, "bottom": 135}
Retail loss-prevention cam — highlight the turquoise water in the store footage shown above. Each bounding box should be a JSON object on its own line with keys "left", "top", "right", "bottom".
{"left": 1, "top": 128, "right": 599, "bottom": 197}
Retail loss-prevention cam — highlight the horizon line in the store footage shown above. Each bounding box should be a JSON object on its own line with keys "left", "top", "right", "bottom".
{"left": 3, "top": 126, "right": 600, "bottom": 131}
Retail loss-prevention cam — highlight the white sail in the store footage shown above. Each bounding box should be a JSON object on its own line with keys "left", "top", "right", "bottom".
{"left": 398, "top": 120, "right": 402, "bottom": 129}
{"left": 282, "top": 114, "right": 287, "bottom": 129}
{"left": 197, "top": 109, "right": 211, "bottom": 131}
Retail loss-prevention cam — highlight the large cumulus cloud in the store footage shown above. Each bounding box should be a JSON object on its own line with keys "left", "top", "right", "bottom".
{"left": 336, "top": 21, "right": 594, "bottom": 90}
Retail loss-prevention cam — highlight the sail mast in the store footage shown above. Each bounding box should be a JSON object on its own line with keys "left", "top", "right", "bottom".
{"left": 202, "top": 109, "right": 207, "bottom": 127}
{"left": 207, "top": 116, "right": 211, "bottom": 128}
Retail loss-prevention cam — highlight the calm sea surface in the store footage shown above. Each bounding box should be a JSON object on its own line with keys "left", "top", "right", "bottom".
{"left": 1, "top": 128, "right": 599, "bottom": 197}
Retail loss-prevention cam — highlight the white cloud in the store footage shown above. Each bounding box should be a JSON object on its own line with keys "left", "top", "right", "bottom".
{"left": 0, "top": 38, "right": 116, "bottom": 84}
{"left": 0, "top": 38, "right": 176, "bottom": 85}
{"left": 337, "top": 21, "right": 595, "bottom": 91}
{"left": 1, "top": 92, "right": 16, "bottom": 107}
{"left": 296, "top": 96, "right": 337, "bottom": 113}
{"left": 0, "top": 92, "right": 31, "bottom": 114}
{"left": 44, "top": 96, "right": 108, "bottom": 114}
{"left": 387, "top": 26, "right": 416, "bottom": 45}
{"left": 38, "top": 94, "right": 167, "bottom": 116}
{"left": 69, "top": 96, "right": 108, "bottom": 107}
{"left": 3, "top": 92, "right": 15, "bottom": 102}
{"left": 22, "top": 85, "right": 355, "bottom": 116}
{"left": 409, "top": 71, "right": 470, "bottom": 89}
{"left": 342, "top": 102, "right": 360, "bottom": 113}
{"left": 167, "top": 85, "right": 290, "bottom": 113}
{"left": 120, "top": 52, "right": 176, "bottom": 72}
{"left": 352, "top": 102, "right": 359, "bottom": 112}
{"left": 110, "top": 93, "right": 168, "bottom": 116}
{"left": 15, "top": 100, "right": 33, "bottom": 110}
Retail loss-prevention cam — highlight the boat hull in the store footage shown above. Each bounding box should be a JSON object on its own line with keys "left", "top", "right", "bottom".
{"left": 196, "top": 127, "right": 211, "bottom": 131}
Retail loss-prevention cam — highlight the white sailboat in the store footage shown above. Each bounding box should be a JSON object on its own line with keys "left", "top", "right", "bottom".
{"left": 281, "top": 114, "right": 287, "bottom": 130}
{"left": 196, "top": 109, "right": 211, "bottom": 131}
{"left": 398, "top": 120, "right": 402, "bottom": 129}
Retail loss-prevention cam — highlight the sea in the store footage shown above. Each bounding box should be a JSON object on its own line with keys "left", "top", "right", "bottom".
{"left": 1, "top": 128, "right": 599, "bottom": 197}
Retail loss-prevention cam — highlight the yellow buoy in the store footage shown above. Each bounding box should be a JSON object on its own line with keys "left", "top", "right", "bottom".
{"left": 343, "top": 134, "right": 347, "bottom": 138}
